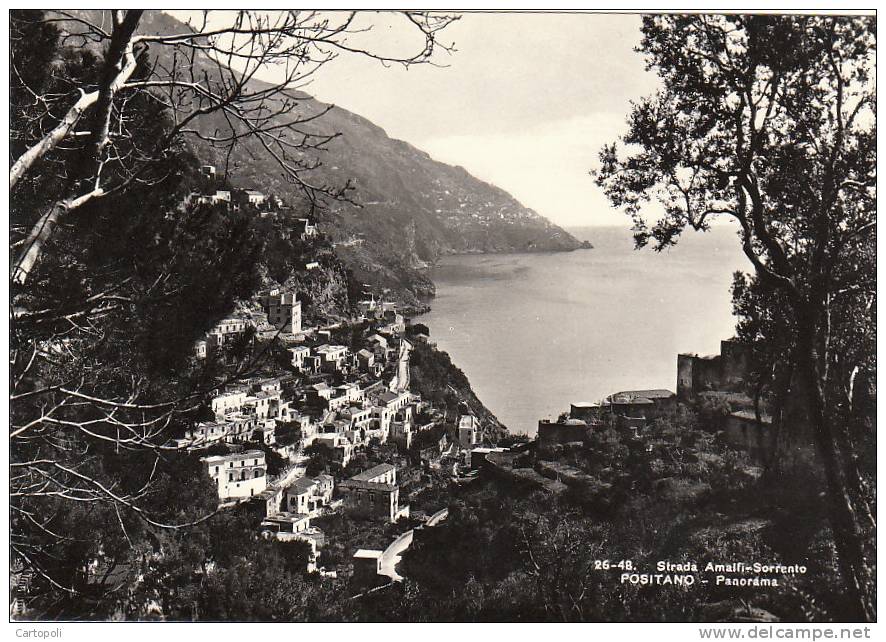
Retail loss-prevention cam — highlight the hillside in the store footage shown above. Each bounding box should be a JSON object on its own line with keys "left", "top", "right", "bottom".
{"left": 208, "top": 101, "right": 587, "bottom": 303}
{"left": 65, "top": 10, "right": 589, "bottom": 304}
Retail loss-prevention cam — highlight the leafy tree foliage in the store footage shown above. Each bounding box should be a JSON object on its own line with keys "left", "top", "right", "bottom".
{"left": 10, "top": 13, "right": 267, "bottom": 613}
{"left": 385, "top": 411, "right": 856, "bottom": 622}
{"left": 304, "top": 444, "right": 333, "bottom": 477}
{"left": 9, "top": 8, "right": 456, "bottom": 620}
{"left": 594, "top": 15, "right": 875, "bottom": 620}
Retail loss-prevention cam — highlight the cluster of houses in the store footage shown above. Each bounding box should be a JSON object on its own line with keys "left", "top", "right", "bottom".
{"left": 187, "top": 164, "right": 268, "bottom": 209}
{"left": 188, "top": 163, "right": 318, "bottom": 252}
{"left": 173, "top": 267, "right": 459, "bottom": 574}
{"left": 538, "top": 388, "right": 678, "bottom": 449}
{"left": 173, "top": 174, "right": 510, "bottom": 575}
{"left": 189, "top": 312, "right": 421, "bottom": 476}
{"left": 193, "top": 283, "right": 305, "bottom": 361}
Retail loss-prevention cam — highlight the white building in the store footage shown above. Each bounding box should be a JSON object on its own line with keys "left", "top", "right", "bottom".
{"left": 335, "top": 383, "right": 363, "bottom": 403}
{"left": 211, "top": 390, "right": 247, "bottom": 418}
{"left": 296, "top": 218, "right": 318, "bottom": 239}
{"left": 370, "top": 406, "right": 392, "bottom": 443}
{"left": 289, "top": 345, "right": 311, "bottom": 370}
{"left": 377, "top": 389, "right": 411, "bottom": 413}
{"left": 310, "top": 382, "right": 333, "bottom": 401}
{"left": 259, "top": 513, "right": 324, "bottom": 571}
{"left": 284, "top": 475, "right": 334, "bottom": 516}
{"left": 242, "top": 390, "right": 280, "bottom": 420}
{"left": 313, "top": 433, "right": 355, "bottom": 467}
{"left": 208, "top": 317, "right": 249, "bottom": 345}
{"left": 222, "top": 414, "right": 260, "bottom": 443}
{"left": 458, "top": 414, "right": 481, "bottom": 448}
{"left": 250, "top": 377, "right": 282, "bottom": 394}
{"left": 262, "top": 291, "right": 301, "bottom": 334}
{"left": 357, "top": 298, "right": 378, "bottom": 318}
{"left": 239, "top": 189, "right": 266, "bottom": 207}
{"left": 316, "top": 344, "right": 349, "bottom": 369}
{"left": 390, "top": 414, "right": 413, "bottom": 450}
{"left": 203, "top": 450, "right": 267, "bottom": 501}
{"left": 177, "top": 421, "right": 228, "bottom": 448}
{"left": 367, "top": 334, "right": 389, "bottom": 351}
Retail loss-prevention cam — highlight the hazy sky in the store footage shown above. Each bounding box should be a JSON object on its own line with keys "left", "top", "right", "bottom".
{"left": 306, "top": 13, "right": 660, "bottom": 228}
{"left": 173, "top": 11, "right": 661, "bottom": 227}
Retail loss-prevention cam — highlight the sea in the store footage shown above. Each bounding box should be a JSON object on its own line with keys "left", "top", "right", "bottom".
{"left": 415, "top": 225, "right": 749, "bottom": 437}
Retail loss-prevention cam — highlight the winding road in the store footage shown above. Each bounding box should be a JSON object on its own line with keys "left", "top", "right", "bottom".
{"left": 389, "top": 338, "right": 412, "bottom": 392}
{"left": 377, "top": 508, "right": 449, "bottom": 582}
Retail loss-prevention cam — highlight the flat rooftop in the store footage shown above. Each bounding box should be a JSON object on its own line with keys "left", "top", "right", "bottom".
{"left": 340, "top": 480, "right": 397, "bottom": 492}
{"left": 201, "top": 449, "right": 265, "bottom": 464}
{"left": 351, "top": 463, "right": 395, "bottom": 482}
{"left": 609, "top": 389, "right": 675, "bottom": 400}
{"left": 262, "top": 511, "right": 310, "bottom": 524}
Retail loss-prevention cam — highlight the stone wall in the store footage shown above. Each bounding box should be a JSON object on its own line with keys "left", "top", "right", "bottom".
{"left": 724, "top": 413, "right": 776, "bottom": 463}
{"left": 677, "top": 340, "right": 751, "bottom": 401}
{"left": 537, "top": 420, "right": 591, "bottom": 448}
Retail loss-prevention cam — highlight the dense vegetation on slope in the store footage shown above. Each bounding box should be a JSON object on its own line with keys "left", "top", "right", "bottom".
{"left": 377, "top": 408, "right": 850, "bottom": 622}
{"left": 8, "top": 11, "right": 356, "bottom": 616}
{"left": 409, "top": 341, "right": 507, "bottom": 440}
{"left": 595, "top": 15, "right": 875, "bottom": 620}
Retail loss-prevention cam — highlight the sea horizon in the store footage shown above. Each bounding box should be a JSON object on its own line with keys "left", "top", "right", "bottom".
{"left": 417, "top": 223, "right": 748, "bottom": 436}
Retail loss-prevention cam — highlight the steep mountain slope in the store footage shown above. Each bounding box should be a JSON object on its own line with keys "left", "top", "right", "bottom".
{"left": 198, "top": 98, "right": 588, "bottom": 303}
{"left": 69, "top": 10, "right": 590, "bottom": 303}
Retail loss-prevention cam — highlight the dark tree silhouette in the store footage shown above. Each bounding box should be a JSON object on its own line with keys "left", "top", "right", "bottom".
{"left": 10, "top": 9, "right": 458, "bottom": 283}
{"left": 595, "top": 15, "right": 875, "bottom": 620}
{"left": 9, "top": 9, "right": 456, "bottom": 615}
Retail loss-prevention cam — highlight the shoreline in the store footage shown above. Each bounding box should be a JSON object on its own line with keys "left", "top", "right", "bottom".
{"left": 433, "top": 242, "right": 594, "bottom": 259}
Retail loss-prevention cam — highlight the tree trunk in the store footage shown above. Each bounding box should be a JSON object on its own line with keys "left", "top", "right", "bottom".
{"left": 12, "top": 190, "right": 102, "bottom": 284}
{"left": 796, "top": 322, "right": 875, "bottom": 621}
{"left": 11, "top": 12, "right": 142, "bottom": 285}
{"left": 769, "top": 361, "right": 794, "bottom": 477}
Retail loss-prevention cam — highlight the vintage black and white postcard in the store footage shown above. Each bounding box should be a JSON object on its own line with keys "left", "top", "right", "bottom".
{"left": 6, "top": 3, "right": 877, "bottom": 632}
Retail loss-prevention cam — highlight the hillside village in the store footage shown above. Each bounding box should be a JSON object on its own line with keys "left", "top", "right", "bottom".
{"left": 161, "top": 167, "right": 510, "bottom": 583}
{"left": 8, "top": 165, "right": 869, "bottom": 619}
{"left": 163, "top": 172, "right": 797, "bottom": 591}
{"left": 8, "top": 9, "right": 874, "bottom": 624}
{"left": 9, "top": 159, "right": 830, "bottom": 611}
